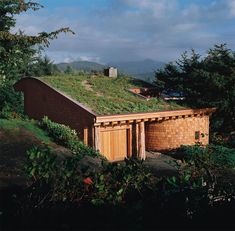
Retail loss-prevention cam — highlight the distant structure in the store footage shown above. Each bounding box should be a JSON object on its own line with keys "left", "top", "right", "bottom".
{"left": 104, "top": 67, "right": 118, "bottom": 78}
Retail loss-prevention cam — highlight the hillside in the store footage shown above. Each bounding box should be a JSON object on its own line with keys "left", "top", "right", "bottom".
{"left": 0, "top": 119, "right": 70, "bottom": 188}
{"left": 109, "top": 59, "right": 164, "bottom": 74}
{"left": 108, "top": 59, "right": 165, "bottom": 82}
{"left": 40, "top": 74, "right": 182, "bottom": 115}
{"left": 57, "top": 61, "right": 105, "bottom": 72}
{"left": 56, "top": 59, "right": 164, "bottom": 82}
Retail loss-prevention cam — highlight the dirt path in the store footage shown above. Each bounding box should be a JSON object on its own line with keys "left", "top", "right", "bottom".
{"left": 81, "top": 80, "right": 93, "bottom": 91}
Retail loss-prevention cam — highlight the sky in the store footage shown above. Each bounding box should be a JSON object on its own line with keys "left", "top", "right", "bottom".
{"left": 14, "top": 0, "right": 235, "bottom": 64}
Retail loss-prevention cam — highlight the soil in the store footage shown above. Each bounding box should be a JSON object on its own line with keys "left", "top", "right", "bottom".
{"left": 0, "top": 128, "right": 71, "bottom": 189}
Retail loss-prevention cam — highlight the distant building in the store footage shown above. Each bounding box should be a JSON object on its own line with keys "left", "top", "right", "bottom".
{"left": 104, "top": 67, "right": 118, "bottom": 78}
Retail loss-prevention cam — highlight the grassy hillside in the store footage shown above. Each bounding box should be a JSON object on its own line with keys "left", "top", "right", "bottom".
{"left": 40, "top": 74, "right": 183, "bottom": 115}
{"left": 0, "top": 119, "right": 70, "bottom": 188}
{"left": 0, "top": 119, "right": 51, "bottom": 143}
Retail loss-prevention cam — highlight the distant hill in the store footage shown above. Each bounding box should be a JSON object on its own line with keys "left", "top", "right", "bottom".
{"left": 109, "top": 59, "right": 164, "bottom": 75}
{"left": 108, "top": 59, "right": 165, "bottom": 82}
{"left": 57, "top": 61, "right": 105, "bottom": 72}
{"left": 56, "top": 59, "right": 165, "bottom": 83}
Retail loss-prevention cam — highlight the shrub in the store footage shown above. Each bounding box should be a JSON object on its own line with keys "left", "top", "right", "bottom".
{"left": 40, "top": 116, "right": 78, "bottom": 149}
{"left": 25, "top": 145, "right": 89, "bottom": 204}
{"left": 90, "top": 159, "right": 157, "bottom": 205}
{"left": 26, "top": 146, "right": 58, "bottom": 182}
{"left": 25, "top": 145, "right": 156, "bottom": 204}
{"left": 181, "top": 144, "right": 235, "bottom": 169}
{"left": 0, "top": 81, "right": 24, "bottom": 117}
{"left": 40, "top": 116, "right": 99, "bottom": 157}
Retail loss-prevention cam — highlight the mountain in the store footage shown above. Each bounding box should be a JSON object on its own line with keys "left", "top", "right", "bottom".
{"left": 108, "top": 59, "right": 165, "bottom": 82}
{"left": 56, "top": 59, "right": 165, "bottom": 83}
{"left": 57, "top": 61, "right": 105, "bottom": 72}
{"left": 109, "top": 59, "right": 164, "bottom": 75}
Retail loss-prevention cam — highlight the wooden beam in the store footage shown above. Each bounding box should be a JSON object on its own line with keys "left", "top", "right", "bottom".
{"left": 94, "top": 126, "right": 101, "bottom": 151}
{"left": 96, "top": 108, "right": 216, "bottom": 124}
{"left": 83, "top": 127, "right": 88, "bottom": 145}
{"left": 138, "top": 121, "right": 146, "bottom": 160}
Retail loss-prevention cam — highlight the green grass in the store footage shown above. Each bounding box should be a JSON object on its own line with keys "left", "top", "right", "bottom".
{"left": 40, "top": 74, "right": 183, "bottom": 115}
{"left": 0, "top": 119, "right": 51, "bottom": 143}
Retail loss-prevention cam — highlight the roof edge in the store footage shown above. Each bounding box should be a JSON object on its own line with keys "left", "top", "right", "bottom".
{"left": 96, "top": 107, "right": 216, "bottom": 124}
{"left": 14, "top": 77, "right": 98, "bottom": 117}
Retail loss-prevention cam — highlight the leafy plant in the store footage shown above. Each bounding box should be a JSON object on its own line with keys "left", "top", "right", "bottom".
{"left": 40, "top": 116, "right": 99, "bottom": 157}
{"left": 26, "top": 146, "right": 58, "bottom": 182}
{"left": 90, "top": 159, "right": 156, "bottom": 205}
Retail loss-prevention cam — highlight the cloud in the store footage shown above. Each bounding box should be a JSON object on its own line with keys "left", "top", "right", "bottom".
{"left": 228, "top": 0, "right": 235, "bottom": 17}
{"left": 14, "top": 0, "right": 235, "bottom": 63}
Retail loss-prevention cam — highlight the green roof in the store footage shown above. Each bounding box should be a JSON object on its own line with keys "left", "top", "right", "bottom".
{"left": 40, "top": 74, "right": 183, "bottom": 115}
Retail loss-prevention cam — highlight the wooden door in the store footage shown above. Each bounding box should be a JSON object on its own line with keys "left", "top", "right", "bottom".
{"left": 100, "top": 128, "right": 129, "bottom": 161}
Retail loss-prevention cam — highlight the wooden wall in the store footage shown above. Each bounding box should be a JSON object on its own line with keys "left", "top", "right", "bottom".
{"left": 145, "top": 115, "right": 209, "bottom": 151}
{"left": 15, "top": 78, "right": 96, "bottom": 144}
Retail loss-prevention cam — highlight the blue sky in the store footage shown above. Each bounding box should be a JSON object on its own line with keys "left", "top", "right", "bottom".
{"left": 15, "top": 0, "right": 235, "bottom": 63}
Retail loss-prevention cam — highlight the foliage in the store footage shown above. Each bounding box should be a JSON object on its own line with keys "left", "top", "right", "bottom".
{"left": 64, "top": 65, "right": 75, "bottom": 75}
{"left": 156, "top": 146, "right": 235, "bottom": 221}
{"left": 25, "top": 146, "right": 156, "bottom": 206}
{"left": 0, "top": 79, "right": 24, "bottom": 115}
{"left": 90, "top": 159, "right": 156, "bottom": 205}
{"left": 29, "top": 56, "right": 60, "bottom": 77}
{"left": 40, "top": 116, "right": 99, "bottom": 157}
{"left": 155, "top": 44, "right": 235, "bottom": 133}
{"left": 181, "top": 144, "right": 235, "bottom": 169}
{"left": 26, "top": 146, "right": 58, "bottom": 182}
{"left": 0, "top": 0, "right": 73, "bottom": 113}
{"left": 40, "top": 74, "right": 182, "bottom": 115}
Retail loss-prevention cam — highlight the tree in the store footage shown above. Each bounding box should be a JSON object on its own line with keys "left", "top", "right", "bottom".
{"left": 0, "top": 0, "right": 74, "bottom": 114}
{"left": 29, "top": 56, "right": 59, "bottom": 76}
{"left": 155, "top": 44, "right": 235, "bottom": 133}
{"left": 64, "top": 65, "right": 75, "bottom": 75}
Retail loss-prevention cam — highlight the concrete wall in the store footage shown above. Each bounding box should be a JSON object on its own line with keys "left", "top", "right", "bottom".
{"left": 104, "top": 67, "right": 117, "bottom": 78}
{"left": 145, "top": 115, "right": 209, "bottom": 151}
{"left": 15, "top": 78, "right": 96, "bottom": 146}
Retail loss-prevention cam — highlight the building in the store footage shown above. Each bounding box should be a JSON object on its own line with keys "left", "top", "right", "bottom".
{"left": 14, "top": 77, "right": 215, "bottom": 162}
{"left": 104, "top": 67, "right": 118, "bottom": 78}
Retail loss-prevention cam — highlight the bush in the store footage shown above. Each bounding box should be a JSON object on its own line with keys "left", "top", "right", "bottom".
{"left": 40, "top": 116, "right": 99, "bottom": 157}
{"left": 90, "top": 159, "right": 156, "bottom": 205}
{"left": 25, "top": 146, "right": 155, "bottom": 206}
{"left": 25, "top": 145, "right": 88, "bottom": 203}
{"left": 8, "top": 144, "right": 235, "bottom": 230}
{"left": 181, "top": 144, "right": 235, "bottom": 169}
{"left": 26, "top": 146, "right": 58, "bottom": 182}
{"left": 0, "top": 80, "right": 23, "bottom": 117}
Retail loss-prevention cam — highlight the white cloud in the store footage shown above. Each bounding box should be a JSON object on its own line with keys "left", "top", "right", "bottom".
{"left": 13, "top": 0, "right": 235, "bottom": 63}
{"left": 228, "top": 0, "right": 235, "bottom": 17}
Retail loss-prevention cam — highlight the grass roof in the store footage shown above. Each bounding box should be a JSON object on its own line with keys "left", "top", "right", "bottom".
{"left": 40, "top": 74, "right": 183, "bottom": 115}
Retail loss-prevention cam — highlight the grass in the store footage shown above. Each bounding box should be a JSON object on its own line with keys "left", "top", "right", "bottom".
{"left": 0, "top": 118, "right": 51, "bottom": 143}
{"left": 40, "top": 74, "right": 183, "bottom": 115}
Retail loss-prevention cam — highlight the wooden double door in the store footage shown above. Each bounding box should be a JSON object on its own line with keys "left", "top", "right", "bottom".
{"left": 100, "top": 126, "right": 131, "bottom": 161}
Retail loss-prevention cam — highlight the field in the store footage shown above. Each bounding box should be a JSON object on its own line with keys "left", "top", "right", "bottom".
{"left": 40, "top": 74, "right": 183, "bottom": 115}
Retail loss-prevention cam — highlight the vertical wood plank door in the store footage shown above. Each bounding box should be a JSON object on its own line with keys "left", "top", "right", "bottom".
{"left": 100, "top": 129, "right": 129, "bottom": 161}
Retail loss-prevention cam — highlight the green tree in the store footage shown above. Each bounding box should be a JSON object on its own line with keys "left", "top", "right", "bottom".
{"left": 29, "top": 56, "right": 59, "bottom": 76}
{"left": 0, "top": 0, "right": 74, "bottom": 114}
{"left": 155, "top": 44, "right": 235, "bottom": 133}
{"left": 64, "top": 65, "right": 75, "bottom": 75}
